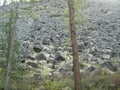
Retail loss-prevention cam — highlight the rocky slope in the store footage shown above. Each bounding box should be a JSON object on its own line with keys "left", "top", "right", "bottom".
{"left": 0, "top": 0, "right": 120, "bottom": 80}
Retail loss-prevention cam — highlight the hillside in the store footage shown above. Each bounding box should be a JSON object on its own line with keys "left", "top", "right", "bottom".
{"left": 0, "top": 0, "right": 120, "bottom": 89}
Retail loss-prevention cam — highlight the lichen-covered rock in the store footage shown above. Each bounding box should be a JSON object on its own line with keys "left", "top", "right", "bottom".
{"left": 27, "top": 62, "right": 38, "bottom": 68}
{"left": 36, "top": 52, "right": 50, "bottom": 61}
{"left": 33, "top": 45, "right": 43, "bottom": 53}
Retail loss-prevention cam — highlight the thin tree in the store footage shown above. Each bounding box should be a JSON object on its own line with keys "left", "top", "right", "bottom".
{"left": 3, "top": 0, "right": 7, "bottom": 5}
{"left": 68, "top": 0, "right": 82, "bottom": 90}
{"left": 4, "top": 3, "right": 19, "bottom": 90}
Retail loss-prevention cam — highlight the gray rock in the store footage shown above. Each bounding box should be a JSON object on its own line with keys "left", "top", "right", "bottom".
{"left": 53, "top": 71, "right": 63, "bottom": 79}
{"left": 59, "top": 68, "right": 69, "bottom": 74}
{"left": 42, "top": 38, "right": 51, "bottom": 45}
{"left": 89, "top": 50, "right": 99, "bottom": 57}
{"left": 64, "top": 63, "right": 73, "bottom": 71}
{"left": 33, "top": 45, "right": 42, "bottom": 53}
{"left": 87, "top": 66, "right": 96, "bottom": 72}
{"left": 90, "top": 68, "right": 101, "bottom": 77}
{"left": 111, "top": 52, "right": 118, "bottom": 57}
{"left": 36, "top": 52, "right": 49, "bottom": 61}
{"left": 80, "top": 70, "right": 88, "bottom": 77}
{"left": 27, "top": 62, "right": 38, "bottom": 68}
{"left": 101, "top": 61, "right": 117, "bottom": 71}
{"left": 33, "top": 73, "right": 43, "bottom": 82}
{"left": 101, "top": 54, "right": 111, "bottom": 60}
{"left": 16, "top": 17, "right": 34, "bottom": 40}
{"left": 78, "top": 44, "right": 85, "bottom": 52}
{"left": 55, "top": 54, "right": 66, "bottom": 62}
{"left": 80, "top": 63, "right": 85, "bottom": 69}
{"left": 26, "top": 55, "right": 35, "bottom": 61}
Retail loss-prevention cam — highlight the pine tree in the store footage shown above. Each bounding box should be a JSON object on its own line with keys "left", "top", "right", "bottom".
{"left": 4, "top": 3, "right": 19, "bottom": 90}
{"left": 68, "top": 0, "right": 82, "bottom": 90}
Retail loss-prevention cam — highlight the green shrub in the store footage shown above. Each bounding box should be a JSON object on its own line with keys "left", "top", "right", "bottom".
{"left": 43, "top": 80, "right": 63, "bottom": 90}
{"left": 82, "top": 73, "right": 120, "bottom": 90}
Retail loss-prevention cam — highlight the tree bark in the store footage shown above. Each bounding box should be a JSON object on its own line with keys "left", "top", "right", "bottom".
{"left": 68, "top": 0, "right": 82, "bottom": 90}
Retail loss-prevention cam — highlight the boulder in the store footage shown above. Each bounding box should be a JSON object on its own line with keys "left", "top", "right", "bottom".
{"left": 33, "top": 73, "right": 43, "bottom": 82}
{"left": 55, "top": 54, "right": 66, "bottom": 62}
{"left": 101, "top": 61, "right": 117, "bottom": 71}
{"left": 89, "top": 50, "right": 99, "bottom": 57}
{"left": 26, "top": 55, "right": 35, "bottom": 61}
{"left": 27, "top": 62, "right": 38, "bottom": 68}
{"left": 78, "top": 44, "right": 85, "bottom": 52}
{"left": 42, "top": 38, "right": 51, "bottom": 45}
{"left": 33, "top": 45, "right": 42, "bottom": 53}
{"left": 90, "top": 68, "right": 101, "bottom": 77}
{"left": 59, "top": 68, "right": 69, "bottom": 74}
{"left": 111, "top": 52, "right": 118, "bottom": 57}
{"left": 101, "top": 54, "right": 111, "bottom": 60}
{"left": 36, "top": 52, "right": 50, "bottom": 61}
{"left": 53, "top": 71, "right": 63, "bottom": 79}
{"left": 86, "top": 65, "right": 96, "bottom": 72}
{"left": 56, "top": 54, "right": 66, "bottom": 61}
{"left": 80, "top": 63, "right": 85, "bottom": 69}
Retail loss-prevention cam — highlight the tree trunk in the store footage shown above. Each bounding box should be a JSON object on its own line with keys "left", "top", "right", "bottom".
{"left": 68, "top": 0, "right": 82, "bottom": 90}
{"left": 5, "top": 4, "right": 19, "bottom": 90}
{"left": 5, "top": 12, "right": 15, "bottom": 90}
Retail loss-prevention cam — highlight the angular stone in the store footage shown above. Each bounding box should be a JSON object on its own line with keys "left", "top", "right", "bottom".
{"left": 59, "top": 68, "right": 69, "bottom": 74}
{"left": 78, "top": 44, "right": 85, "bottom": 52}
{"left": 53, "top": 71, "right": 63, "bottom": 79}
{"left": 101, "top": 54, "right": 111, "bottom": 60}
{"left": 90, "top": 68, "right": 101, "bottom": 77}
{"left": 36, "top": 52, "right": 49, "bottom": 61}
{"left": 42, "top": 38, "right": 51, "bottom": 45}
{"left": 27, "top": 62, "right": 38, "bottom": 68}
{"left": 87, "top": 66, "right": 95, "bottom": 72}
{"left": 33, "top": 73, "right": 43, "bottom": 82}
{"left": 101, "top": 61, "right": 117, "bottom": 71}
{"left": 55, "top": 54, "right": 66, "bottom": 61}
{"left": 80, "top": 63, "right": 85, "bottom": 69}
{"left": 26, "top": 55, "right": 35, "bottom": 60}
{"left": 33, "top": 45, "right": 42, "bottom": 53}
